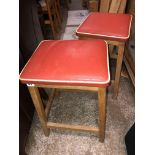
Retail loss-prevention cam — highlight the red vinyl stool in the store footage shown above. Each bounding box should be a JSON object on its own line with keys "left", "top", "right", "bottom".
{"left": 19, "top": 40, "right": 110, "bottom": 142}
{"left": 76, "top": 13, "right": 132, "bottom": 98}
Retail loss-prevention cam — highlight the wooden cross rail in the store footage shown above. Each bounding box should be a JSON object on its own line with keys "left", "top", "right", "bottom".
{"left": 47, "top": 122, "right": 99, "bottom": 133}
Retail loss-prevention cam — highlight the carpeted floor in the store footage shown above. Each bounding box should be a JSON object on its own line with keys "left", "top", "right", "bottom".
{"left": 25, "top": 1, "right": 135, "bottom": 154}
{"left": 25, "top": 78, "right": 134, "bottom": 155}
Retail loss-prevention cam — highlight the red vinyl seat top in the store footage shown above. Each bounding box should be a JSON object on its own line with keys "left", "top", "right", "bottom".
{"left": 19, "top": 40, "right": 110, "bottom": 87}
{"left": 76, "top": 12, "right": 132, "bottom": 41}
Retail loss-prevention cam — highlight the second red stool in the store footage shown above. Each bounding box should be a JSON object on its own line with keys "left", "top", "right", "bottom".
{"left": 76, "top": 12, "right": 132, "bottom": 98}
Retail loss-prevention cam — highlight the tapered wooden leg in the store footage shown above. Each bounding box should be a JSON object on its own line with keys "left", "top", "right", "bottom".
{"left": 113, "top": 43, "right": 125, "bottom": 98}
{"left": 98, "top": 87, "right": 106, "bottom": 142}
{"left": 28, "top": 85, "right": 49, "bottom": 136}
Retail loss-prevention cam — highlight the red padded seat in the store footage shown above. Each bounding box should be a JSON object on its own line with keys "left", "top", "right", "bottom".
{"left": 20, "top": 40, "right": 110, "bottom": 87}
{"left": 76, "top": 12, "right": 132, "bottom": 41}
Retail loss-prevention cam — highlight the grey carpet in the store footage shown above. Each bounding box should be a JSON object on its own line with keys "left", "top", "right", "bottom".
{"left": 25, "top": 78, "right": 134, "bottom": 155}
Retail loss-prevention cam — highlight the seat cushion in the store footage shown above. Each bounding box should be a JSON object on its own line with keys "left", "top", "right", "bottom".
{"left": 20, "top": 40, "right": 110, "bottom": 87}
{"left": 76, "top": 12, "right": 132, "bottom": 41}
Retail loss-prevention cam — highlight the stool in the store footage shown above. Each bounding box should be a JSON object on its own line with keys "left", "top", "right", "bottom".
{"left": 19, "top": 40, "right": 110, "bottom": 142}
{"left": 76, "top": 12, "right": 132, "bottom": 98}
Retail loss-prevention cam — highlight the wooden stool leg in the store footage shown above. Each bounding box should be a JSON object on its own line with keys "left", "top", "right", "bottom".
{"left": 113, "top": 43, "right": 125, "bottom": 98}
{"left": 98, "top": 87, "right": 106, "bottom": 142}
{"left": 28, "top": 85, "right": 49, "bottom": 136}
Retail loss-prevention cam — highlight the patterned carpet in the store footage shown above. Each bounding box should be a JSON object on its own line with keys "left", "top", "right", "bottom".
{"left": 25, "top": 4, "right": 135, "bottom": 155}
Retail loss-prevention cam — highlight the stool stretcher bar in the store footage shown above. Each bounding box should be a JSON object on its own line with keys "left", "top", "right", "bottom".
{"left": 34, "top": 84, "right": 99, "bottom": 92}
{"left": 47, "top": 122, "right": 99, "bottom": 133}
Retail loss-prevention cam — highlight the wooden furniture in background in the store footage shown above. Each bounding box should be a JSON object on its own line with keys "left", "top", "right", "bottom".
{"left": 19, "top": 40, "right": 110, "bottom": 142}
{"left": 88, "top": 0, "right": 99, "bottom": 12}
{"left": 99, "top": 0, "right": 111, "bottom": 12}
{"left": 76, "top": 13, "right": 132, "bottom": 98}
{"left": 38, "top": 0, "right": 62, "bottom": 39}
{"left": 99, "top": 0, "right": 127, "bottom": 13}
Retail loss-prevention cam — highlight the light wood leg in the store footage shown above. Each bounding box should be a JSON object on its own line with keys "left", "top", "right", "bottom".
{"left": 28, "top": 85, "right": 49, "bottom": 136}
{"left": 98, "top": 87, "right": 106, "bottom": 142}
{"left": 113, "top": 44, "right": 125, "bottom": 98}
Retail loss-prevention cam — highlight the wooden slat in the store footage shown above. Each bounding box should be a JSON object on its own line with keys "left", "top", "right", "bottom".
{"left": 47, "top": 122, "right": 99, "bottom": 133}
{"left": 45, "top": 89, "right": 56, "bottom": 117}
{"left": 118, "top": 0, "right": 127, "bottom": 13}
{"left": 109, "top": 0, "right": 121, "bottom": 13}
{"left": 98, "top": 88, "right": 106, "bottom": 142}
{"left": 99, "top": 0, "right": 111, "bottom": 12}
{"left": 35, "top": 84, "right": 99, "bottom": 92}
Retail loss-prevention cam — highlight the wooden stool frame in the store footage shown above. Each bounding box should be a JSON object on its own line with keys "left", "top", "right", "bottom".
{"left": 78, "top": 37, "right": 125, "bottom": 98}
{"left": 28, "top": 84, "right": 107, "bottom": 142}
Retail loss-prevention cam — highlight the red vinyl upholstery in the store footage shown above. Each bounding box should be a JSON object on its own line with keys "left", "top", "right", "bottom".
{"left": 20, "top": 40, "right": 110, "bottom": 87}
{"left": 76, "top": 13, "right": 132, "bottom": 41}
